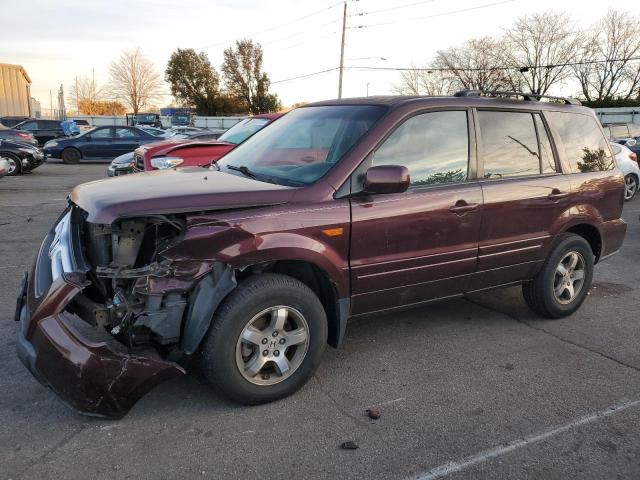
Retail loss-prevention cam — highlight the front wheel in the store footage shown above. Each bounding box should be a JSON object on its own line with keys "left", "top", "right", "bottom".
{"left": 61, "top": 148, "right": 81, "bottom": 164}
{"left": 199, "top": 274, "right": 327, "bottom": 404}
{"left": 3, "top": 153, "right": 21, "bottom": 176}
{"left": 523, "top": 233, "right": 594, "bottom": 318}
{"left": 624, "top": 174, "right": 638, "bottom": 201}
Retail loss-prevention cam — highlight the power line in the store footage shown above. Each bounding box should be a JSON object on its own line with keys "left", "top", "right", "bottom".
{"left": 269, "top": 56, "right": 640, "bottom": 85}
{"left": 271, "top": 68, "right": 340, "bottom": 84}
{"left": 196, "top": 1, "right": 343, "bottom": 50}
{"left": 348, "top": 0, "right": 517, "bottom": 29}
{"left": 349, "top": 0, "right": 439, "bottom": 17}
{"left": 349, "top": 56, "right": 640, "bottom": 72}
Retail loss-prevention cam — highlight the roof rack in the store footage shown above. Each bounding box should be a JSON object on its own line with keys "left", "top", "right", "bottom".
{"left": 453, "top": 90, "right": 582, "bottom": 106}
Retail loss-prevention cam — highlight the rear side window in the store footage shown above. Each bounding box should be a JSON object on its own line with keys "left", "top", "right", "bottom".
{"left": 371, "top": 110, "right": 469, "bottom": 186}
{"left": 546, "top": 112, "right": 614, "bottom": 173}
{"left": 478, "top": 111, "right": 543, "bottom": 179}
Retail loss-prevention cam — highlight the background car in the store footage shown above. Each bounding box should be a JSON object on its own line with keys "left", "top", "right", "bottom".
{"left": 43, "top": 125, "right": 160, "bottom": 163}
{"left": 0, "top": 116, "right": 31, "bottom": 128}
{"left": 0, "top": 157, "right": 9, "bottom": 178}
{"left": 604, "top": 122, "right": 640, "bottom": 157}
{"left": 0, "top": 123, "right": 38, "bottom": 146}
{"left": 107, "top": 152, "right": 135, "bottom": 177}
{"left": 180, "top": 129, "right": 226, "bottom": 140}
{"left": 0, "top": 139, "right": 45, "bottom": 175}
{"left": 137, "top": 126, "right": 170, "bottom": 138}
{"left": 134, "top": 113, "right": 283, "bottom": 172}
{"left": 611, "top": 142, "right": 639, "bottom": 200}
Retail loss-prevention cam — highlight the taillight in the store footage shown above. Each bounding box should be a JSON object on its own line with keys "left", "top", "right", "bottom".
{"left": 630, "top": 152, "right": 638, "bottom": 163}
{"left": 17, "top": 133, "right": 32, "bottom": 139}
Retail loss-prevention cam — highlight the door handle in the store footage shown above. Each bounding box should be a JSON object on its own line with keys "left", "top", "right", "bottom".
{"left": 547, "top": 190, "right": 570, "bottom": 201}
{"left": 449, "top": 201, "right": 480, "bottom": 215}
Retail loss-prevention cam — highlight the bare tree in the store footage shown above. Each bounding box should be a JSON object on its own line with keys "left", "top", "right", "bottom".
{"left": 503, "top": 12, "right": 582, "bottom": 95}
{"left": 108, "top": 48, "right": 163, "bottom": 114}
{"left": 69, "top": 72, "right": 102, "bottom": 112}
{"left": 573, "top": 10, "right": 640, "bottom": 101}
{"left": 393, "top": 63, "right": 457, "bottom": 96}
{"left": 433, "top": 37, "right": 515, "bottom": 92}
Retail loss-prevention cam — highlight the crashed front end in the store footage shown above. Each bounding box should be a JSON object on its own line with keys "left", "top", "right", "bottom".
{"left": 15, "top": 205, "right": 231, "bottom": 418}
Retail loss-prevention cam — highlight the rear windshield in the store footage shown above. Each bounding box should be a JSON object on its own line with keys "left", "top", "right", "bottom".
{"left": 546, "top": 112, "right": 614, "bottom": 173}
{"left": 217, "top": 105, "right": 387, "bottom": 186}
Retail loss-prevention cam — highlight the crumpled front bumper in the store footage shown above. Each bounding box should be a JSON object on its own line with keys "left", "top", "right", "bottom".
{"left": 16, "top": 266, "right": 186, "bottom": 419}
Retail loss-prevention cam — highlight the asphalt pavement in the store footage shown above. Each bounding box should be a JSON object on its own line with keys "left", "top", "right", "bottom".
{"left": 1, "top": 163, "right": 639, "bottom": 479}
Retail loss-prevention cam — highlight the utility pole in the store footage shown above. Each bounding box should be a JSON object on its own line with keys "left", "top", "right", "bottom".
{"left": 338, "top": 1, "right": 347, "bottom": 99}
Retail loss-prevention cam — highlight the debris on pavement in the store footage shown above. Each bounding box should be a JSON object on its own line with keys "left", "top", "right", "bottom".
{"left": 340, "top": 441, "right": 359, "bottom": 450}
{"left": 366, "top": 407, "right": 381, "bottom": 419}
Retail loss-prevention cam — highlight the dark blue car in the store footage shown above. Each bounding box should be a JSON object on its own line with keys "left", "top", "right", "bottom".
{"left": 43, "top": 125, "right": 160, "bottom": 163}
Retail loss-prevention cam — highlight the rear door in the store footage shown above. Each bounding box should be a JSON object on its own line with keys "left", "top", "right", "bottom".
{"left": 84, "top": 127, "right": 116, "bottom": 158}
{"left": 469, "top": 109, "right": 572, "bottom": 291}
{"left": 114, "top": 127, "right": 143, "bottom": 156}
{"left": 349, "top": 109, "right": 483, "bottom": 315}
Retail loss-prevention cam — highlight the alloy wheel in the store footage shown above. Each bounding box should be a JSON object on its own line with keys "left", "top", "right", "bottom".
{"left": 5, "top": 157, "right": 18, "bottom": 175}
{"left": 625, "top": 175, "right": 638, "bottom": 200}
{"left": 553, "top": 251, "right": 586, "bottom": 305}
{"left": 235, "top": 306, "right": 310, "bottom": 386}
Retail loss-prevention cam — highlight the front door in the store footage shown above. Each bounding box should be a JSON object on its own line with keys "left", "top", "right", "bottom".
{"left": 84, "top": 127, "right": 116, "bottom": 158}
{"left": 469, "top": 110, "right": 572, "bottom": 291}
{"left": 349, "top": 110, "right": 483, "bottom": 315}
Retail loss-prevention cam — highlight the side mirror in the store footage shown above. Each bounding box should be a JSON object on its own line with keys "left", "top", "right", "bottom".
{"left": 364, "top": 165, "right": 410, "bottom": 194}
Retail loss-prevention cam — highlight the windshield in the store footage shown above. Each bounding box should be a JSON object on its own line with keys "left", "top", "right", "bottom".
{"left": 218, "top": 118, "right": 270, "bottom": 145}
{"left": 217, "top": 105, "right": 387, "bottom": 186}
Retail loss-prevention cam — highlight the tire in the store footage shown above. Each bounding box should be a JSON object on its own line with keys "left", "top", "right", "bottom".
{"left": 523, "top": 233, "right": 594, "bottom": 318}
{"left": 3, "top": 153, "right": 22, "bottom": 176}
{"left": 199, "top": 273, "right": 327, "bottom": 404}
{"left": 61, "top": 147, "right": 81, "bottom": 164}
{"left": 624, "top": 174, "right": 638, "bottom": 201}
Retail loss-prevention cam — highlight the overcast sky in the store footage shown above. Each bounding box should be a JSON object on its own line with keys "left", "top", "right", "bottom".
{"left": 0, "top": 0, "right": 635, "bottom": 111}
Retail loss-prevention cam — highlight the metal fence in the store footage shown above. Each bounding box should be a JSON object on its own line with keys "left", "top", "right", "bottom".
{"left": 593, "top": 108, "right": 640, "bottom": 125}
{"left": 63, "top": 115, "right": 246, "bottom": 130}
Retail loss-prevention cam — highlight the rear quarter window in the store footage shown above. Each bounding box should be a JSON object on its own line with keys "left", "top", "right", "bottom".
{"left": 546, "top": 112, "right": 614, "bottom": 173}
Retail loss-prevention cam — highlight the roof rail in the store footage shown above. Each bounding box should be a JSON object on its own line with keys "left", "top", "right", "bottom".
{"left": 453, "top": 90, "right": 582, "bottom": 106}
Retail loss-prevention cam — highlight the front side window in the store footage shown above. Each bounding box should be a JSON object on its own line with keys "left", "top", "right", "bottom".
{"left": 19, "top": 121, "right": 38, "bottom": 130}
{"left": 546, "top": 112, "right": 614, "bottom": 173}
{"left": 371, "top": 110, "right": 469, "bottom": 186}
{"left": 89, "top": 128, "right": 113, "bottom": 139}
{"left": 479, "top": 111, "right": 541, "bottom": 179}
{"left": 217, "top": 105, "right": 386, "bottom": 186}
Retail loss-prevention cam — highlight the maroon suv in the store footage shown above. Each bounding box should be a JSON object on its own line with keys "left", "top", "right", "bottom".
{"left": 16, "top": 92, "right": 626, "bottom": 417}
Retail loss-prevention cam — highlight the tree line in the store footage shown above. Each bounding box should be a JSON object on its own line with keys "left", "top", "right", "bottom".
{"left": 70, "top": 39, "right": 280, "bottom": 116}
{"left": 394, "top": 10, "right": 640, "bottom": 105}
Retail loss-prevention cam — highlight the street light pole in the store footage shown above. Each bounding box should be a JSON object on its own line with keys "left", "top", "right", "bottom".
{"left": 338, "top": 1, "right": 347, "bottom": 99}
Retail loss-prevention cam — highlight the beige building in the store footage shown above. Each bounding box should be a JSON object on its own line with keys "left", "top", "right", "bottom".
{"left": 0, "top": 63, "right": 32, "bottom": 117}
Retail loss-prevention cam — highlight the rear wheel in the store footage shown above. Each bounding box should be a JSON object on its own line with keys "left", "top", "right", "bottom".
{"left": 523, "top": 233, "right": 594, "bottom": 318}
{"left": 3, "top": 153, "right": 21, "bottom": 176}
{"left": 199, "top": 274, "right": 327, "bottom": 404}
{"left": 624, "top": 174, "right": 638, "bottom": 201}
{"left": 61, "top": 147, "right": 81, "bottom": 164}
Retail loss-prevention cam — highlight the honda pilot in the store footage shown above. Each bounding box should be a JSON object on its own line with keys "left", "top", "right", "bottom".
{"left": 15, "top": 92, "right": 626, "bottom": 417}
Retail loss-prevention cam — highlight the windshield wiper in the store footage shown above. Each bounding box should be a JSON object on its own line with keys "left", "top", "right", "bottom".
{"left": 226, "top": 164, "right": 256, "bottom": 179}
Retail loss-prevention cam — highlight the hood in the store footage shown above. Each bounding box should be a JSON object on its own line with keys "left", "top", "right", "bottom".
{"left": 70, "top": 167, "right": 295, "bottom": 224}
{"left": 139, "top": 138, "right": 232, "bottom": 156}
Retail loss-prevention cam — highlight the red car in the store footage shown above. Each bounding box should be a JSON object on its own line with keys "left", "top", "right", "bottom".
{"left": 133, "top": 113, "right": 283, "bottom": 171}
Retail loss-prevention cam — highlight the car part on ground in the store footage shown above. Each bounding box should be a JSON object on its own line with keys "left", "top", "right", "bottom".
{"left": 17, "top": 93, "right": 627, "bottom": 417}
{"left": 0, "top": 139, "right": 45, "bottom": 175}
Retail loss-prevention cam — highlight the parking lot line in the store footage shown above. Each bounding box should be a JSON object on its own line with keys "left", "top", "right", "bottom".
{"left": 407, "top": 397, "right": 640, "bottom": 480}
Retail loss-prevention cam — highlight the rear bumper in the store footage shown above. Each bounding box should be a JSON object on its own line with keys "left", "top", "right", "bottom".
{"left": 16, "top": 230, "right": 185, "bottom": 418}
{"left": 600, "top": 218, "right": 627, "bottom": 261}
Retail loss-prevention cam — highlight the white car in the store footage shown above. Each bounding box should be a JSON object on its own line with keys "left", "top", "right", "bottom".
{"left": 611, "top": 142, "right": 639, "bottom": 201}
